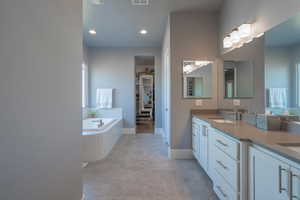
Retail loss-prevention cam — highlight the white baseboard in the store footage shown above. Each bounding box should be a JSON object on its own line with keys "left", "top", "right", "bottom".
{"left": 123, "top": 128, "right": 136, "bottom": 135}
{"left": 168, "top": 148, "right": 194, "bottom": 160}
{"left": 155, "top": 128, "right": 163, "bottom": 136}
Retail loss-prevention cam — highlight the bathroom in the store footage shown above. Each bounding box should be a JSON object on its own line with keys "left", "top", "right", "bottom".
{"left": 3, "top": 0, "right": 300, "bottom": 200}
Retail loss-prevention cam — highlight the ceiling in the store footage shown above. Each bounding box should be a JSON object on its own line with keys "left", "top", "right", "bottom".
{"left": 265, "top": 13, "right": 300, "bottom": 48}
{"left": 83, "top": 0, "right": 222, "bottom": 48}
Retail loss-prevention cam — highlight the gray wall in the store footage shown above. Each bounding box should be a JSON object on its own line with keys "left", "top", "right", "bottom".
{"left": 169, "top": 11, "right": 219, "bottom": 149}
{"left": 88, "top": 47, "right": 162, "bottom": 129}
{"left": 0, "top": 0, "right": 82, "bottom": 199}
{"left": 220, "top": 0, "right": 300, "bottom": 54}
{"left": 219, "top": 37, "right": 265, "bottom": 113}
{"left": 236, "top": 61, "right": 254, "bottom": 97}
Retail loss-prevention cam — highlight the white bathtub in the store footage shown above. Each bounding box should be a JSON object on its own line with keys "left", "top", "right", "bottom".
{"left": 81, "top": 117, "right": 122, "bottom": 162}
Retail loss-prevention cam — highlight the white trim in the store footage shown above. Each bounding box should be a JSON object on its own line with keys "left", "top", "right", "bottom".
{"left": 155, "top": 128, "right": 163, "bottom": 136}
{"left": 81, "top": 194, "right": 85, "bottom": 200}
{"left": 168, "top": 148, "right": 194, "bottom": 160}
{"left": 123, "top": 128, "right": 136, "bottom": 135}
{"left": 161, "top": 129, "right": 166, "bottom": 140}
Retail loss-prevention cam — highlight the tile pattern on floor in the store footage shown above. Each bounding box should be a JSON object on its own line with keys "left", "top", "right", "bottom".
{"left": 83, "top": 134, "right": 218, "bottom": 200}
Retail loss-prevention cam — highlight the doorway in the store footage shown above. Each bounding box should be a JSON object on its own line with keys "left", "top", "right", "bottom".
{"left": 135, "top": 56, "right": 155, "bottom": 134}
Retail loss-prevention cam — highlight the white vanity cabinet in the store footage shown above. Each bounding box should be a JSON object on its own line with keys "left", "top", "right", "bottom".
{"left": 249, "top": 146, "right": 300, "bottom": 200}
{"left": 249, "top": 147, "right": 289, "bottom": 200}
{"left": 192, "top": 117, "right": 244, "bottom": 200}
{"left": 192, "top": 117, "right": 210, "bottom": 173}
{"left": 192, "top": 120, "right": 200, "bottom": 160}
{"left": 211, "top": 128, "right": 241, "bottom": 200}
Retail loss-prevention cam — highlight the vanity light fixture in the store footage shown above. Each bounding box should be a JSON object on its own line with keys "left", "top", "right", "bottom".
{"left": 89, "top": 29, "right": 97, "bottom": 35}
{"left": 223, "top": 22, "right": 263, "bottom": 50}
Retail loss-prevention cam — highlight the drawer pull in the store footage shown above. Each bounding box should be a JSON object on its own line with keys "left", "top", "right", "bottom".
{"left": 279, "top": 166, "right": 288, "bottom": 193}
{"left": 216, "top": 139, "right": 228, "bottom": 147}
{"left": 290, "top": 172, "right": 300, "bottom": 200}
{"left": 216, "top": 186, "right": 227, "bottom": 198}
{"left": 217, "top": 160, "right": 227, "bottom": 170}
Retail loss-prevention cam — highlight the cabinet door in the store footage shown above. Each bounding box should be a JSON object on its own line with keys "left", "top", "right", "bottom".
{"left": 207, "top": 128, "right": 215, "bottom": 181}
{"left": 192, "top": 123, "right": 198, "bottom": 159}
{"left": 291, "top": 166, "right": 300, "bottom": 200}
{"left": 199, "top": 125, "right": 208, "bottom": 172}
{"left": 249, "top": 147, "right": 289, "bottom": 200}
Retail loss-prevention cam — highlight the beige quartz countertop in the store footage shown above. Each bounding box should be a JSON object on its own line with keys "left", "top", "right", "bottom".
{"left": 193, "top": 113, "right": 300, "bottom": 164}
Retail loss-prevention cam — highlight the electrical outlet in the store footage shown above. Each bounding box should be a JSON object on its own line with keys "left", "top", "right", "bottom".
{"left": 233, "top": 99, "right": 240, "bottom": 106}
{"left": 195, "top": 100, "right": 203, "bottom": 106}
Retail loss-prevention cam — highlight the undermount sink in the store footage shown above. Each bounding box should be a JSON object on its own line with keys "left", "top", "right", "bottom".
{"left": 213, "top": 119, "right": 235, "bottom": 124}
{"left": 277, "top": 143, "right": 300, "bottom": 153}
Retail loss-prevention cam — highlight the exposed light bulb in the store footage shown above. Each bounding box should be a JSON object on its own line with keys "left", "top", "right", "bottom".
{"left": 238, "top": 24, "right": 252, "bottom": 38}
{"left": 231, "top": 29, "right": 240, "bottom": 44}
{"left": 223, "top": 35, "right": 232, "bottom": 48}
{"left": 140, "top": 29, "right": 147, "bottom": 35}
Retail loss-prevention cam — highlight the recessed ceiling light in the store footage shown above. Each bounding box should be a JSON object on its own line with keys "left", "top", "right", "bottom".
{"left": 131, "top": 0, "right": 149, "bottom": 6}
{"left": 140, "top": 29, "right": 147, "bottom": 35}
{"left": 89, "top": 29, "right": 97, "bottom": 35}
{"left": 92, "top": 0, "right": 104, "bottom": 5}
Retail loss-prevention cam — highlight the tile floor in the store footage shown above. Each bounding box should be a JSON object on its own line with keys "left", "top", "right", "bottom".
{"left": 83, "top": 134, "right": 218, "bottom": 200}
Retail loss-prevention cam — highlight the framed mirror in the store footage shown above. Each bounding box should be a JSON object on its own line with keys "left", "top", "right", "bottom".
{"left": 223, "top": 60, "right": 254, "bottom": 98}
{"left": 183, "top": 60, "right": 213, "bottom": 99}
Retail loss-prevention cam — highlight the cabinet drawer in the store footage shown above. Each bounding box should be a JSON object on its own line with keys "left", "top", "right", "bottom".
{"left": 214, "top": 130, "right": 239, "bottom": 160}
{"left": 214, "top": 146, "right": 239, "bottom": 191}
{"left": 214, "top": 171, "right": 238, "bottom": 200}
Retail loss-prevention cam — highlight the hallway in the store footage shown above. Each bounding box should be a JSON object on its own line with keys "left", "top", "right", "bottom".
{"left": 83, "top": 134, "right": 218, "bottom": 200}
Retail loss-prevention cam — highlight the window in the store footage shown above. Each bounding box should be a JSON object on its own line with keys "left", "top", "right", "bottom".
{"left": 82, "top": 63, "right": 88, "bottom": 108}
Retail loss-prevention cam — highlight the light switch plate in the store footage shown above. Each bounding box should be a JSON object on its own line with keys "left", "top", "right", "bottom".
{"left": 195, "top": 100, "right": 203, "bottom": 106}
{"left": 233, "top": 99, "right": 240, "bottom": 106}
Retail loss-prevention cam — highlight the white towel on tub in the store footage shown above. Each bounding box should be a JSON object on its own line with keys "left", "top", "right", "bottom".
{"left": 96, "top": 88, "right": 113, "bottom": 109}
{"left": 269, "top": 88, "right": 287, "bottom": 108}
